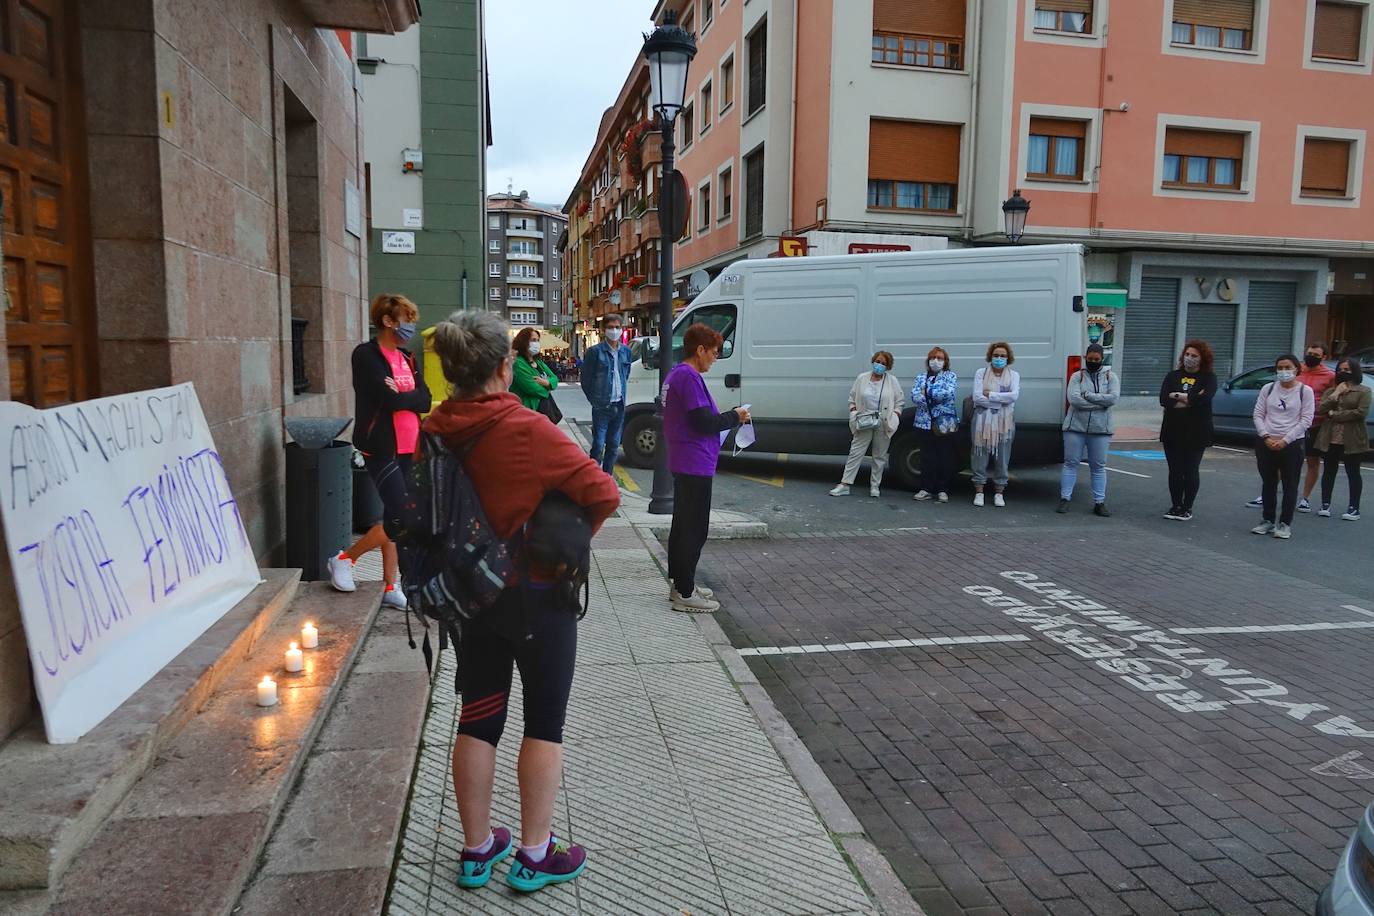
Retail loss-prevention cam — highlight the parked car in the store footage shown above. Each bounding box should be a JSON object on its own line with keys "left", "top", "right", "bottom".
{"left": 1211, "top": 354, "right": 1374, "bottom": 440}
{"left": 1317, "top": 800, "right": 1374, "bottom": 915}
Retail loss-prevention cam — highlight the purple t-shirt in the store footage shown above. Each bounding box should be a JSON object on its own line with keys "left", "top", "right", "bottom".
{"left": 663, "top": 362, "right": 722, "bottom": 476}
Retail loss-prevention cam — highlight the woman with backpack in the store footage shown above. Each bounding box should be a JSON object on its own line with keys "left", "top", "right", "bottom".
{"left": 421, "top": 310, "right": 620, "bottom": 893}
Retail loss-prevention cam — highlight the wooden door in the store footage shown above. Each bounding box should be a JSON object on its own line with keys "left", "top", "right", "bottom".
{"left": 0, "top": 0, "right": 93, "bottom": 406}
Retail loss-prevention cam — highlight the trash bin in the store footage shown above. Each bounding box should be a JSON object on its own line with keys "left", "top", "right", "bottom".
{"left": 284, "top": 417, "right": 354, "bottom": 582}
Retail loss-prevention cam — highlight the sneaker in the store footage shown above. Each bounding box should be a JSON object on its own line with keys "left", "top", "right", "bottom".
{"left": 671, "top": 590, "right": 720, "bottom": 613}
{"left": 829, "top": 484, "right": 850, "bottom": 497}
{"left": 1273, "top": 522, "right": 1292, "bottom": 539}
{"left": 994, "top": 493, "right": 1005, "bottom": 508}
{"left": 506, "top": 837, "right": 588, "bottom": 893}
{"left": 869, "top": 487, "right": 881, "bottom": 498}
{"left": 973, "top": 492, "right": 985, "bottom": 507}
{"left": 1164, "top": 506, "right": 1185, "bottom": 520}
{"left": 1343, "top": 509, "right": 1361, "bottom": 521}
{"left": 667, "top": 585, "right": 713, "bottom": 601}
{"left": 1093, "top": 503, "right": 1111, "bottom": 518}
{"left": 1318, "top": 504, "right": 1332, "bottom": 518}
{"left": 1298, "top": 498, "right": 1312, "bottom": 513}
{"left": 457, "top": 826, "right": 514, "bottom": 889}
{"left": 1251, "top": 521, "right": 1276, "bottom": 535}
{"left": 1056, "top": 499, "right": 1070, "bottom": 514}
{"left": 1247, "top": 496, "right": 1264, "bottom": 508}
{"left": 1177, "top": 509, "right": 1193, "bottom": 521}
{"left": 937, "top": 492, "right": 949, "bottom": 503}
{"left": 382, "top": 586, "right": 407, "bottom": 610}
{"left": 913, "top": 490, "right": 932, "bottom": 501}
{"left": 326, "top": 552, "right": 357, "bottom": 592}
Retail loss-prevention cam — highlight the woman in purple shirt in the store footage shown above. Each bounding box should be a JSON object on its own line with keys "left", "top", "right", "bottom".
{"left": 662, "top": 323, "right": 751, "bottom": 613}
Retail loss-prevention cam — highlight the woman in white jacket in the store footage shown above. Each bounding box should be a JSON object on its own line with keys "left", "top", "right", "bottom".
{"left": 831, "top": 351, "right": 907, "bottom": 498}
{"left": 970, "top": 342, "right": 1020, "bottom": 507}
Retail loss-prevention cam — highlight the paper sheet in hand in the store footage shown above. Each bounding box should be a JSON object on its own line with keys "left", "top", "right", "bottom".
{"left": 720, "top": 404, "right": 753, "bottom": 448}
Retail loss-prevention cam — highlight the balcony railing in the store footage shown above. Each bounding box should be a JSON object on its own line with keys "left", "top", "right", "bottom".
{"left": 505, "top": 228, "right": 544, "bottom": 239}
{"left": 507, "top": 275, "right": 545, "bottom": 285}
{"left": 505, "top": 251, "right": 544, "bottom": 262}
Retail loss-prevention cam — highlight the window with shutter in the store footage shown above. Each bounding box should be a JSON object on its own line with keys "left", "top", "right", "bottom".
{"left": 1027, "top": 117, "right": 1088, "bottom": 180}
{"left": 747, "top": 21, "right": 767, "bottom": 115}
{"left": 1162, "top": 127, "right": 1246, "bottom": 190}
{"left": 1312, "top": 1, "right": 1364, "bottom": 61}
{"left": 744, "top": 147, "right": 765, "bottom": 238}
{"left": 1301, "top": 137, "right": 1353, "bottom": 197}
{"left": 1172, "top": 0, "right": 1255, "bottom": 50}
{"left": 872, "top": 0, "right": 966, "bottom": 70}
{"left": 867, "top": 119, "right": 961, "bottom": 212}
{"left": 1034, "top": 0, "right": 1094, "bottom": 33}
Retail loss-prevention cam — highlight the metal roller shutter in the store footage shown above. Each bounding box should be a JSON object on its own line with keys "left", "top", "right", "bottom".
{"left": 1185, "top": 303, "right": 1238, "bottom": 380}
{"left": 1244, "top": 281, "right": 1298, "bottom": 370}
{"left": 1121, "top": 277, "right": 1180, "bottom": 395}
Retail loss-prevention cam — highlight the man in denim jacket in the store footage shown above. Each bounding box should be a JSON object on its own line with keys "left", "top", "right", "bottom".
{"left": 580, "top": 314, "right": 633, "bottom": 475}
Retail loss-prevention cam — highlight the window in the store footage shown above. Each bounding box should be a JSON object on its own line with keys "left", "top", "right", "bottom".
{"left": 1162, "top": 127, "right": 1244, "bottom": 190}
{"left": 698, "top": 182, "right": 712, "bottom": 231}
{"left": 1231, "top": 366, "right": 1275, "bottom": 390}
{"left": 1313, "top": 1, "right": 1364, "bottom": 60}
{"left": 488, "top": 263, "right": 500, "bottom": 277}
{"left": 701, "top": 82, "right": 713, "bottom": 132}
{"left": 682, "top": 102, "right": 695, "bottom": 147}
{"left": 720, "top": 56, "right": 735, "bottom": 113}
{"left": 1033, "top": 1, "right": 1092, "bottom": 33}
{"left": 871, "top": 0, "right": 966, "bottom": 70}
{"left": 671, "top": 303, "right": 736, "bottom": 363}
{"left": 552, "top": 266, "right": 560, "bottom": 280}
{"left": 720, "top": 167, "right": 733, "bottom": 220}
{"left": 511, "top": 310, "right": 539, "bottom": 326}
{"left": 1171, "top": 0, "right": 1254, "bottom": 50}
{"left": 747, "top": 21, "right": 767, "bottom": 115}
{"left": 744, "top": 146, "right": 764, "bottom": 238}
{"left": 489, "top": 215, "right": 501, "bottom": 229}
{"left": 1301, "top": 137, "right": 1354, "bottom": 197}
{"left": 553, "top": 290, "right": 560, "bottom": 303}
{"left": 489, "top": 287, "right": 500, "bottom": 300}
{"left": 703, "top": 0, "right": 713, "bottom": 29}
{"left": 1027, "top": 117, "right": 1087, "bottom": 180}
{"left": 867, "top": 119, "right": 960, "bottom": 213}
{"left": 489, "top": 239, "right": 500, "bottom": 252}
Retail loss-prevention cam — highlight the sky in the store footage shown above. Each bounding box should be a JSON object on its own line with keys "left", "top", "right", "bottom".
{"left": 485, "top": 0, "right": 653, "bottom": 209}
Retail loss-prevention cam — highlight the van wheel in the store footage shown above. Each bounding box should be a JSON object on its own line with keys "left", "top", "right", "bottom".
{"left": 889, "top": 434, "right": 921, "bottom": 490}
{"left": 621, "top": 412, "right": 658, "bottom": 468}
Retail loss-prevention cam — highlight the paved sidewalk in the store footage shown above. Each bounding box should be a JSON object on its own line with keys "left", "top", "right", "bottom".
{"left": 385, "top": 516, "right": 888, "bottom": 915}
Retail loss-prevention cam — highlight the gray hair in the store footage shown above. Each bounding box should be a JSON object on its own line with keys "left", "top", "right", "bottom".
{"left": 430, "top": 310, "right": 510, "bottom": 397}
{"left": 602, "top": 313, "right": 623, "bottom": 326}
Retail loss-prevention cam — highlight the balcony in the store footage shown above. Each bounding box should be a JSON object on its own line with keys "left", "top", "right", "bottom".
{"left": 642, "top": 133, "right": 664, "bottom": 168}
{"left": 636, "top": 285, "right": 661, "bottom": 307}
{"left": 506, "top": 300, "right": 546, "bottom": 310}
{"left": 301, "top": 0, "right": 417, "bottom": 31}
{"left": 507, "top": 275, "right": 545, "bottom": 285}
{"left": 506, "top": 228, "right": 544, "bottom": 239}
{"left": 506, "top": 252, "right": 544, "bottom": 262}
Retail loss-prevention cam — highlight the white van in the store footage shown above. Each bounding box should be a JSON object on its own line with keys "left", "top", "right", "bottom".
{"left": 622, "top": 244, "right": 1089, "bottom": 490}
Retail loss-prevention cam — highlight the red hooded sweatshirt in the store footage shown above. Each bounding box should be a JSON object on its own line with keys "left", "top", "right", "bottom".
{"left": 421, "top": 392, "right": 620, "bottom": 539}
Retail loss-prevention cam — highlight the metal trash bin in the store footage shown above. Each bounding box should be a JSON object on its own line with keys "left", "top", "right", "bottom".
{"left": 285, "top": 417, "right": 354, "bottom": 581}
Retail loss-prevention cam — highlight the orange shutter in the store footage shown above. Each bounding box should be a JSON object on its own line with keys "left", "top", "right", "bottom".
{"left": 873, "top": 0, "right": 968, "bottom": 37}
{"left": 1172, "top": 0, "right": 1254, "bottom": 30}
{"left": 868, "top": 119, "right": 962, "bottom": 185}
{"left": 1165, "top": 127, "right": 1245, "bottom": 160}
{"left": 1301, "top": 138, "right": 1352, "bottom": 195}
{"left": 1029, "top": 117, "right": 1088, "bottom": 140}
{"left": 1313, "top": 2, "right": 1363, "bottom": 61}
{"left": 1036, "top": 0, "right": 1093, "bottom": 12}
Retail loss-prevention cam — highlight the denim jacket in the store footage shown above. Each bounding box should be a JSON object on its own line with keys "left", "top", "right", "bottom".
{"left": 912, "top": 370, "right": 959, "bottom": 432}
{"left": 579, "top": 341, "right": 633, "bottom": 408}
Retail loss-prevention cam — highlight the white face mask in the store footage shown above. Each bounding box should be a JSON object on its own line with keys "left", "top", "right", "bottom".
{"left": 528, "top": 340, "right": 541, "bottom": 356}
{"left": 1277, "top": 369, "right": 1297, "bottom": 383}
{"left": 929, "top": 358, "right": 944, "bottom": 372}
{"left": 605, "top": 328, "right": 621, "bottom": 344}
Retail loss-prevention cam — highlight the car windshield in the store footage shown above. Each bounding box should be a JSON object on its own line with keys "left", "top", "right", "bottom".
{"left": 1230, "top": 367, "right": 1276, "bottom": 390}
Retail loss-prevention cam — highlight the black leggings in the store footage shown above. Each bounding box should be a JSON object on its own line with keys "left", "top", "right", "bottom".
{"left": 668, "top": 473, "right": 713, "bottom": 598}
{"left": 1163, "top": 441, "right": 1205, "bottom": 510}
{"left": 456, "top": 587, "right": 578, "bottom": 747}
{"left": 1320, "top": 445, "right": 1364, "bottom": 511}
{"left": 364, "top": 453, "right": 412, "bottom": 525}
{"left": 919, "top": 428, "right": 956, "bottom": 494}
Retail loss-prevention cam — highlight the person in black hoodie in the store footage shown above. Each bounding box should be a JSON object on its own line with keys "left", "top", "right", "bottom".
{"left": 327, "top": 294, "right": 431, "bottom": 607}
{"left": 1159, "top": 339, "right": 1217, "bottom": 521}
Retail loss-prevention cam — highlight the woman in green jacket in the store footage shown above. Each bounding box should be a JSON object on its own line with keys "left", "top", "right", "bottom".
{"left": 510, "top": 326, "right": 559, "bottom": 413}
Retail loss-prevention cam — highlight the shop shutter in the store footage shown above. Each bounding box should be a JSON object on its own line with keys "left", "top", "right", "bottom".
{"left": 1172, "top": 0, "right": 1254, "bottom": 30}
{"left": 1313, "top": 2, "right": 1364, "bottom": 60}
{"left": 1185, "top": 303, "right": 1238, "bottom": 381}
{"left": 1244, "top": 281, "right": 1297, "bottom": 369}
{"left": 1165, "top": 128, "right": 1245, "bottom": 160}
{"left": 1301, "top": 137, "right": 1352, "bottom": 195}
{"left": 873, "top": 0, "right": 967, "bottom": 37}
{"left": 868, "top": 119, "right": 962, "bottom": 185}
{"left": 1037, "top": 0, "right": 1093, "bottom": 12}
{"left": 1029, "top": 117, "right": 1088, "bottom": 140}
{"left": 1120, "top": 278, "right": 1180, "bottom": 395}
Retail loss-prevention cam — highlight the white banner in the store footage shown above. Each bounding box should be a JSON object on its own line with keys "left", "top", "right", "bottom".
{"left": 0, "top": 383, "right": 259, "bottom": 743}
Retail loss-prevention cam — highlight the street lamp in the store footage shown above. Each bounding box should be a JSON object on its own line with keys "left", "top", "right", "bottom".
{"left": 643, "top": 10, "right": 696, "bottom": 515}
{"left": 1001, "top": 189, "right": 1031, "bottom": 244}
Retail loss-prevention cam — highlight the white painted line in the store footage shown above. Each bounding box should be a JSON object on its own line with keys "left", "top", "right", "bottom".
{"left": 737, "top": 634, "right": 1033, "bottom": 657}
{"left": 1105, "top": 466, "right": 1151, "bottom": 478}
{"left": 1344, "top": 605, "right": 1374, "bottom": 619}
{"left": 1171, "top": 621, "right": 1374, "bottom": 635}
{"left": 1212, "top": 445, "right": 1248, "bottom": 453}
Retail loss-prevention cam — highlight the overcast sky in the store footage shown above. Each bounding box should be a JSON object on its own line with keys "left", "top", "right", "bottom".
{"left": 485, "top": 0, "right": 651, "bottom": 209}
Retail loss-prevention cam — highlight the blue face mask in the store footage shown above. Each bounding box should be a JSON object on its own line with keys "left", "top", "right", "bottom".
{"left": 991, "top": 356, "right": 1008, "bottom": 370}
{"left": 871, "top": 363, "right": 887, "bottom": 376}
{"left": 394, "top": 322, "right": 417, "bottom": 343}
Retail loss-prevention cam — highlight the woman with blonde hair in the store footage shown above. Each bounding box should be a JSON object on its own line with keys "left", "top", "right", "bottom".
{"left": 970, "top": 342, "right": 1019, "bottom": 507}
{"left": 831, "top": 351, "right": 906, "bottom": 498}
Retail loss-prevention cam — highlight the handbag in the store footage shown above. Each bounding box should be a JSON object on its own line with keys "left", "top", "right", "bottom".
{"left": 855, "top": 411, "right": 880, "bottom": 431}
{"left": 538, "top": 393, "right": 564, "bottom": 425}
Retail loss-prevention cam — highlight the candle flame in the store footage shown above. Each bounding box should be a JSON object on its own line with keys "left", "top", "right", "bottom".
{"left": 305, "top": 621, "right": 314, "bottom": 629}
{"left": 289, "top": 642, "right": 298, "bottom": 650}
{"left": 261, "top": 675, "right": 272, "bottom": 684}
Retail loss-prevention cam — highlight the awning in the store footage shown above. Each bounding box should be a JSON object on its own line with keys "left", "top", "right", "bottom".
{"left": 533, "top": 328, "right": 570, "bottom": 351}
{"left": 1087, "top": 282, "right": 1128, "bottom": 309}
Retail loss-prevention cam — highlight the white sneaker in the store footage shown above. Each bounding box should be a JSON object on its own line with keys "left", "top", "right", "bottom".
{"left": 829, "top": 484, "right": 850, "bottom": 497}
{"left": 973, "top": 493, "right": 985, "bottom": 507}
{"left": 994, "top": 493, "right": 1006, "bottom": 508}
{"left": 1251, "top": 522, "right": 1275, "bottom": 535}
{"left": 1247, "top": 496, "right": 1264, "bottom": 507}
{"left": 869, "top": 487, "right": 880, "bottom": 498}
{"left": 1318, "top": 505, "right": 1332, "bottom": 518}
{"left": 1297, "top": 498, "right": 1312, "bottom": 513}
{"left": 382, "top": 587, "right": 407, "bottom": 610}
{"left": 1272, "top": 523, "right": 1292, "bottom": 539}
{"left": 668, "top": 585, "right": 713, "bottom": 601}
{"left": 327, "top": 553, "right": 357, "bottom": 592}
{"left": 1343, "top": 509, "right": 1361, "bottom": 521}
{"left": 913, "top": 490, "right": 932, "bottom": 501}
{"left": 937, "top": 492, "right": 949, "bottom": 503}
{"left": 671, "top": 590, "right": 720, "bottom": 613}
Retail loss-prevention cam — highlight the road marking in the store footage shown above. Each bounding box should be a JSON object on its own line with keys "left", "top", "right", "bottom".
{"left": 1344, "top": 605, "right": 1374, "bottom": 619}
{"left": 1105, "top": 466, "right": 1151, "bottom": 478}
{"left": 1170, "top": 621, "right": 1374, "bottom": 635}
{"left": 733, "top": 452, "right": 786, "bottom": 488}
{"left": 1312, "top": 751, "right": 1374, "bottom": 780}
{"left": 613, "top": 465, "right": 640, "bottom": 493}
{"left": 738, "top": 633, "right": 1032, "bottom": 657}
{"left": 1109, "top": 449, "right": 1167, "bottom": 461}
{"left": 1213, "top": 445, "right": 1248, "bottom": 453}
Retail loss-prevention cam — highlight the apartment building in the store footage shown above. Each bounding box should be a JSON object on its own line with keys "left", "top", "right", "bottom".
{"left": 619, "top": 0, "right": 1374, "bottom": 394}
{"left": 486, "top": 192, "right": 568, "bottom": 330}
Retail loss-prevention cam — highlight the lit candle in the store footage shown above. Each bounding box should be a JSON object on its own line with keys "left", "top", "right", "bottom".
{"left": 256, "top": 675, "right": 278, "bottom": 707}
{"left": 301, "top": 621, "right": 318, "bottom": 649}
{"left": 284, "top": 642, "right": 304, "bottom": 673}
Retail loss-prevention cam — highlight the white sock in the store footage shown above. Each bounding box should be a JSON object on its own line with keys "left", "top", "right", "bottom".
{"left": 522, "top": 840, "right": 549, "bottom": 863}
{"left": 465, "top": 833, "right": 494, "bottom": 855}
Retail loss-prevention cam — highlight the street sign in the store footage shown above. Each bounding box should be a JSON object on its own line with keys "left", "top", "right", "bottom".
{"left": 382, "top": 231, "right": 415, "bottom": 254}
{"left": 660, "top": 169, "right": 691, "bottom": 242}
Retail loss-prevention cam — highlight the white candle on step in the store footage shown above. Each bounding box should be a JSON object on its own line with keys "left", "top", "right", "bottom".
{"left": 285, "top": 642, "right": 304, "bottom": 673}
{"left": 301, "top": 621, "right": 318, "bottom": 649}
{"left": 257, "top": 675, "right": 278, "bottom": 707}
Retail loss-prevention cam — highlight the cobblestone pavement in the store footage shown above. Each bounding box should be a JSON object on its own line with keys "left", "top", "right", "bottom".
{"left": 703, "top": 525, "right": 1374, "bottom": 915}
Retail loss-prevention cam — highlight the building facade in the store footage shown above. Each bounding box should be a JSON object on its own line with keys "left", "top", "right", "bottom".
{"left": 576, "top": 0, "right": 1373, "bottom": 393}
{"left": 486, "top": 192, "right": 568, "bottom": 331}
{"left": 360, "top": 0, "right": 489, "bottom": 330}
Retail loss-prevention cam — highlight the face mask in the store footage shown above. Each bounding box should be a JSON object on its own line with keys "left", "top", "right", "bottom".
{"left": 528, "top": 340, "right": 541, "bottom": 356}
{"left": 871, "top": 363, "right": 887, "bottom": 376}
{"left": 1304, "top": 354, "right": 1322, "bottom": 368}
{"left": 1337, "top": 371, "right": 1356, "bottom": 383}
{"left": 605, "top": 328, "right": 621, "bottom": 344}
{"left": 1183, "top": 356, "right": 1201, "bottom": 372}
{"left": 1277, "top": 369, "right": 1298, "bottom": 383}
{"left": 991, "top": 357, "right": 1008, "bottom": 370}
{"left": 1085, "top": 361, "right": 1103, "bottom": 373}
{"left": 394, "top": 322, "right": 417, "bottom": 343}
{"left": 928, "top": 359, "right": 944, "bottom": 372}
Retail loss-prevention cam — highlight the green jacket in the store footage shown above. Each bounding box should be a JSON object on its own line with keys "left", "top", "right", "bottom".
{"left": 1315, "top": 383, "right": 1371, "bottom": 455}
{"left": 511, "top": 355, "right": 558, "bottom": 410}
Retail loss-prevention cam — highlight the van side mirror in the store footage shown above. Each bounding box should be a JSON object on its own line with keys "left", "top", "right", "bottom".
{"left": 721, "top": 339, "right": 734, "bottom": 358}
{"left": 1072, "top": 295, "right": 1085, "bottom": 313}
{"left": 642, "top": 338, "right": 659, "bottom": 370}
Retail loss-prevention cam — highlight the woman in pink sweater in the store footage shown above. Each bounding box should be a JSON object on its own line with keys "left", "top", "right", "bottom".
{"left": 1251, "top": 354, "right": 1315, "bottom": 539}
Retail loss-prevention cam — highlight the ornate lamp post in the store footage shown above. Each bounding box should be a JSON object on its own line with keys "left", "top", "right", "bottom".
{"left": 1001, "top": 189, "right": 1031, "bottom": 243}
{"left": 642, "top": 11, "right": 696, "bottom": 515}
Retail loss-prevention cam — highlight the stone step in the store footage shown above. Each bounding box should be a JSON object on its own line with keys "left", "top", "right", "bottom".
{"left": 5, "top": 581, "right": 383, "bottom": 916}
{"left": 0, "top": 569, "right": 302, "bottom": 893}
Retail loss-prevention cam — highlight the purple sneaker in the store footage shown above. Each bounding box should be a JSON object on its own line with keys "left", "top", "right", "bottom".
{"left": 505, "top": 836, "right": 588, "bottom": 892}
{"left": 456, "top": 826, "right": 513, "bottom": 888}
